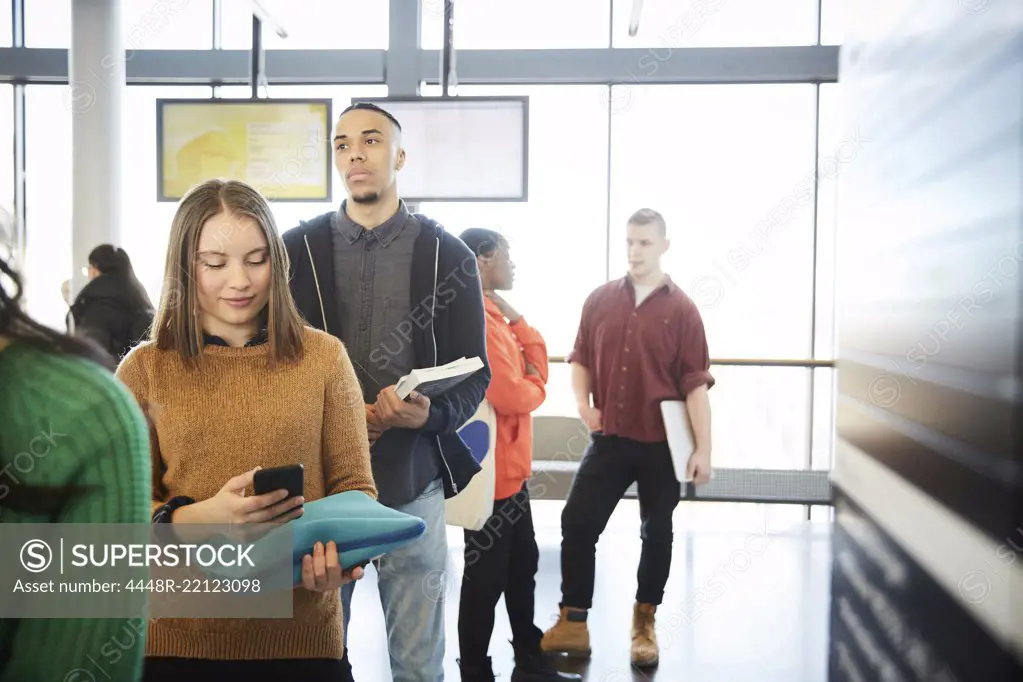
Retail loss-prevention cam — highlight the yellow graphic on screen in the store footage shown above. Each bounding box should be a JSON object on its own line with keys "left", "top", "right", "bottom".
{"left": 160, "top": 101, "right": 330, "bottom": 201}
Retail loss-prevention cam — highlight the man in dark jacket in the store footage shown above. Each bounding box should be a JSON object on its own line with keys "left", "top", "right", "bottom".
{"left": 283, "top": 101, "right": 490, "bottom": 682}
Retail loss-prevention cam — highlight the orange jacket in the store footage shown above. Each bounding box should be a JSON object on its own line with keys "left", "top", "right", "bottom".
{"left": 482, "top": 296, "right": 548, "bottom": 500}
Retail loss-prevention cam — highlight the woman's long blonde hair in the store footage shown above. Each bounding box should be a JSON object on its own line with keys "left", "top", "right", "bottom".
{"left": 152, "top": 178, "right": 305, "bottom": 367}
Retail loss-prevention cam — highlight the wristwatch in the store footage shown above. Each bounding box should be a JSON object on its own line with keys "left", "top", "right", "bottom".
{"left": 152, "top": 495, "right": 195, "bottom": 524}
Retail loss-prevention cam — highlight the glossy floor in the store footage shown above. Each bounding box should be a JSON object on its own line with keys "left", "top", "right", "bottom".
{"left": 345, "top": 500, "right": 834, "bottom": 682}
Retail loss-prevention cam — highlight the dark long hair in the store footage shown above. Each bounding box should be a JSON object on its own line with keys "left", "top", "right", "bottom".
{"left": 88, "top": 244, "right": 154, "bottom": 310}
{"left": 1, "top": 217, "right": 104, "bottom": 518}
{"left": 2, "top": 257, "right": 112, "bottom": 369}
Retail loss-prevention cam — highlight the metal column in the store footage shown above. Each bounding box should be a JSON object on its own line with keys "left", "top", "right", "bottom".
{"left": 69, "top": 0, "right": 124, "bottom": 298}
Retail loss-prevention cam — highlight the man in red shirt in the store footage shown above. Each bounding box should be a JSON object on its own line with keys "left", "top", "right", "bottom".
{"left": 540, "top": 209, "right": 715, "bottom": 669}
{"left": 456, "top": 228, "right": 579, "bottom": 682}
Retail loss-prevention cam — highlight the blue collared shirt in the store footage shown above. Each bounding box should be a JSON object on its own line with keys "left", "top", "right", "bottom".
{"left": 330, "top": 200, "right": 441, "bottom": 498}
{"left": 330, "top": 200, "right": 420, "bottom": 402}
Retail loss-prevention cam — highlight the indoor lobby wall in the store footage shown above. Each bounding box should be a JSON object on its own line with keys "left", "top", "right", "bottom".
{"left": 829, "top": 0, "right": 1023, "bottom": 680}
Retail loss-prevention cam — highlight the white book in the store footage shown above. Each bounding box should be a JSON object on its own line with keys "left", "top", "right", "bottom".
{"left": 395, "top": 356, "right": 485, "bottom": 400}
{"left": 660, "top": 400, "right": 695, "bottom": 483}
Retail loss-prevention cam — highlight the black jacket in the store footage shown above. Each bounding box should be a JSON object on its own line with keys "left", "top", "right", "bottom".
{"left": 69, "top": 274, "right": 154, "bottom": 361}
{"left": 282, "top": 209, "right": 491, "bottom": 501}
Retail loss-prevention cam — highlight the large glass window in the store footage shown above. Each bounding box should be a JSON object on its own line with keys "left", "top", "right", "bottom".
{"left": 420, "top": 0, "right": 611, "bottom": 50}
{"left": 220, "top": 0, "right": 388, "bottom": 49}
{"left": 122, "top": 85, "right": 214, "bottom": 305}
{"left": 815, "top": 83, "right": 848, "bottom": 360}
{"left": 700, "top": 365, "right": 809, "bottom": 471}
{"left": 542, "top": 363, "right": 812, "bottom": 467}
{"left": 23, "top": 84, "right": 196, "bottom": 329}
{"left": 23, "top": 86, "right": 71, "bottom": 329}
{"left": 25, "top": 0, "right": 68, "bottom": 47}
{"left": 0, "top": 85, "right": 13, "bottom": 219}
{"left": 810, "top": 82, "right": 845, "bottom": 472}
{"left": 24, "top": 84, "right": 386, "bottom": 328}
{"left": 540, "top": 362, "right": 831, "bottom": 472}
{"left": 0, "top": 83, "right": 12, "bottom": 289}
{"left": 811, "top": 367, "right": 836, "bottom": 470}
{"left": 0, "top": 0, "right": 11, "bottom": 47}
{"left": 214, "top": 85, "right": 389, "bottom": 233}
{"left": 610, "top": 0, "right": 819, "bottom": 48}
{"left": 27, "top": 0, "right": 213, "bottom": 48}
{"left": 608, "top": 84, "right": 819, "bottom": 360}
{"left": 415, "top": 84, "right": 610, "bottom": 359}
{"left": 120, "top": 0, "right": 213, "bottom": 49}
{"left": 820, "top": 0, "right": 843, "bottom": 45}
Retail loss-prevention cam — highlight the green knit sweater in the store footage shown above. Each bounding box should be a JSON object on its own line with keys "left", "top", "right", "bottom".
{"left": 0, "top": 339, "right": 150, "bottom": 682}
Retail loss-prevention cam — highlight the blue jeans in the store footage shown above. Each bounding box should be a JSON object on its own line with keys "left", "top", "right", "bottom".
{"left": 341, "top": 477, "right": 448, "bottom": 682}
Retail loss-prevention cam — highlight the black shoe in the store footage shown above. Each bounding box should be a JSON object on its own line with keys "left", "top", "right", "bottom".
{"left": 511, "top": 649, "right": 582, "bottom": 682}
{"left": 458, "top": 656, "right": 497, "bottom": 682}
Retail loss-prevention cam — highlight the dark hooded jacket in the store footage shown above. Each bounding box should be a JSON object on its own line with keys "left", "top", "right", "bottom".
{"left": 69, "top": 274, "right": 154, "bottom": 361}
{"left": 282, "top": 210, "right": 491, "bottom": 506}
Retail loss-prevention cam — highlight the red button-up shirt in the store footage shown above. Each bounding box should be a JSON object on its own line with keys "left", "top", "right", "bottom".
{"left": 567, "top": 275, "right": 715, "bottom": 443}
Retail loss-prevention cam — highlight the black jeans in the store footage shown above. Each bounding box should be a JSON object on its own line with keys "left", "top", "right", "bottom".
{"left": 458, "top": 483, "right": 545, "bottom": 664}
{"left": 143, "top": 655, "right": 354, "bottom": 682}
{"left": 560, "top": 433, "right": 681, "bottom": 609}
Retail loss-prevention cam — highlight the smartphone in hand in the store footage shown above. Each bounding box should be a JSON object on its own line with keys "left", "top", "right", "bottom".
{"left": 253, "top": 464, "right": 304, "bottom": 520}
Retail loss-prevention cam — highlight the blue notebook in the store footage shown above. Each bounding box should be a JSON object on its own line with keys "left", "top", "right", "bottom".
{"left": 199, "top": 490, "right": 427, "bottom": 586}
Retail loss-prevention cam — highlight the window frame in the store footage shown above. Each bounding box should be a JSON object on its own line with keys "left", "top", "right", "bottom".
{"left": 3, "top": 1, "right": 840, "bottom": 486}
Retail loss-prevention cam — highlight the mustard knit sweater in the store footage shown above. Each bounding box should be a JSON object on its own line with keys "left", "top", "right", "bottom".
{"left": 115, "top": 326, "right": 376, "bottom": 661}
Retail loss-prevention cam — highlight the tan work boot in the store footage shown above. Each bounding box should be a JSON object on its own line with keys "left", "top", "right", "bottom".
{"left": 540, "top": 607, "right": 591, "bottom": 658}
{"left": 631, "top": 602, "right": 659, "bottom": 667}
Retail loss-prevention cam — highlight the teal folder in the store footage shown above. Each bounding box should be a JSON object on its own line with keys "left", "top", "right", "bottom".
{"left": 285, "top": 489, "right": 427, "bottom": 584}
{"left": 197, "top": 490, "right": 427, "bottom": 587}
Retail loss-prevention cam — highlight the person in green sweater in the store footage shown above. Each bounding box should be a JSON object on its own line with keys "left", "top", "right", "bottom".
{"left": 0, "top": 212, "right": 152, "bottom": 681}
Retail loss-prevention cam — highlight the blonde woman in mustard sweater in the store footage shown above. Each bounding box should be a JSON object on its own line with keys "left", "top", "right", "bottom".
{"left": 115, "top": 178, "right": 376, "bottom": 682}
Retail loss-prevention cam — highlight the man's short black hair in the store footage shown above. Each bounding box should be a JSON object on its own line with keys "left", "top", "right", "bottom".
{"left": 459, "top": 228, "right": 506, "bottom": 258}
{"left": 628, "top": 207, "right": 667, "bottom": 236}
{"left": 341, "top": 101, "right": 402, "bottom": 132}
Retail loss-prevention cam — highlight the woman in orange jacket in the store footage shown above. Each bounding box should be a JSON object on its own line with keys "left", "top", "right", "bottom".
{"left": 455, "top": 229, "right": 578, "bottom": 682}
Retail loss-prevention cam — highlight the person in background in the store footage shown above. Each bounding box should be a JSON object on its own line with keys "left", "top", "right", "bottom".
{"left": 0, "top": 207, "right": 150, "bottom": 682}
{"left": 283, "top": 101, "right": 491, "bottom": 682}
{"left": 115, "top": 179, "right": 376, "bottom": 682}
{"left": 70, "top": 244, "right": 155, "bottom": 360}
{"left": 61, "top": 279, "right": 73, "bottom": 331}
{"left": 540, "top": 208, "right": 715, "bottom": 669}
{"left": 455, "top": 228, "right": 580, "bottom": 682}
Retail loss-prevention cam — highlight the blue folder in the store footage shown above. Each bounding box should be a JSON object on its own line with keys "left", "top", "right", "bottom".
{"left": 200, "top": 490, "right": 427, "bottom": 586}
{"left": 285, "top": 489, "right": 427, "bottom": 584}
{"left": 458, "top": 419, "right": 491, "bottom": 468}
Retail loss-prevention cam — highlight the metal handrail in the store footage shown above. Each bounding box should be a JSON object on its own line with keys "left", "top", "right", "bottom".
{"left": 547, "top": 356, "right": 837, "bottom": 368}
